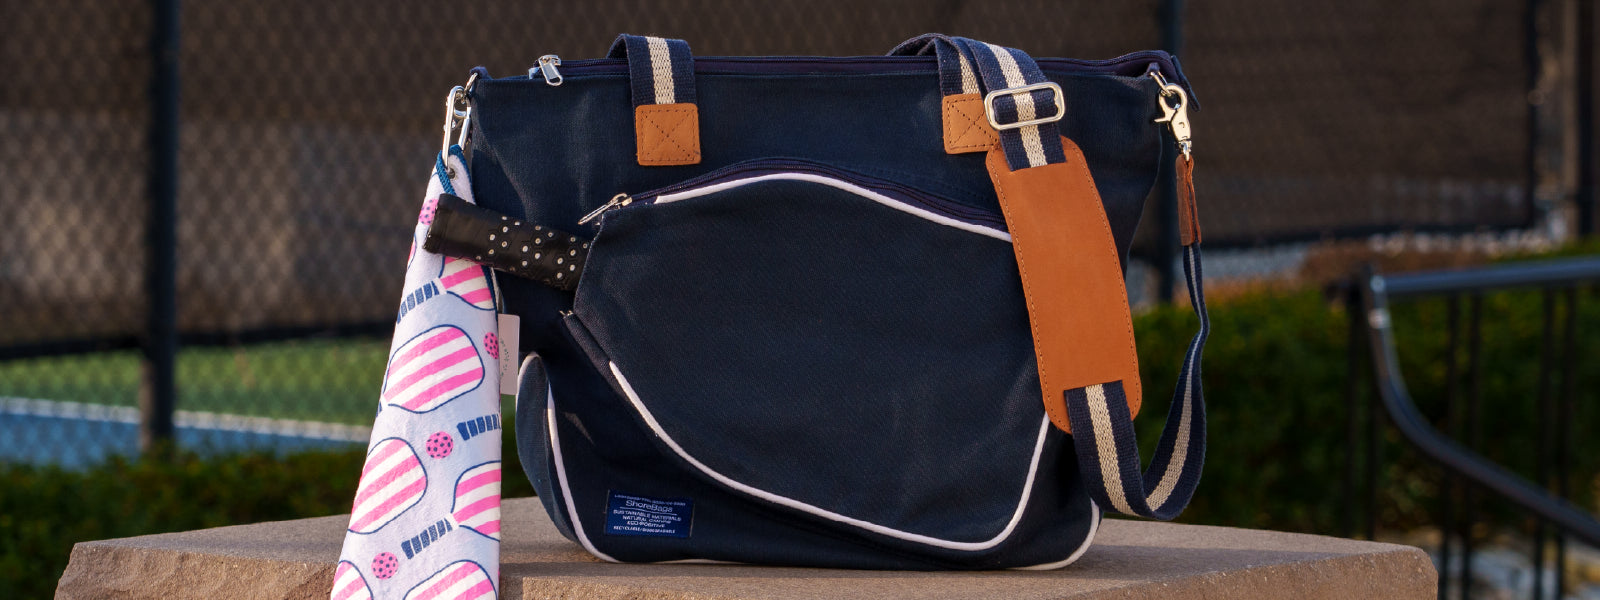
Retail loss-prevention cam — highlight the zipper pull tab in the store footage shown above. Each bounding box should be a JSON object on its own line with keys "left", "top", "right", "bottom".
{"left": 532, "top": 55, "right": 563, "bottom": 86}
{"left": 1150, "top": 71, "right": 1192, "bottom": 159}
{"left": 578, "top": 193, "right": 632, "bottom": 225}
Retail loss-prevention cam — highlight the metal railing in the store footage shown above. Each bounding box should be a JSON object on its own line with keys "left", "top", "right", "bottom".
{"left": 1343, "top": 256, "right": 1600, "bottom": 599}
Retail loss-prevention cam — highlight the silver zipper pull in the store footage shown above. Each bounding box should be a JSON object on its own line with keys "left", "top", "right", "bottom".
{"left": 1150, "top": 71, "right": 1192, "bottom": 159}
{"left": 531, "top": 55, "right": 563, "bottom": 86}
{"left": 578, "top": 193, "right": 632, "bottom": 225}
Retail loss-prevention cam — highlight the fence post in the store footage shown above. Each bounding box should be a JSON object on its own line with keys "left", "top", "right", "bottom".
{"left": 140, "top": 0, "right": 180, "bottom": 454}
{"left": 1154, "top": 0, "right": 1186, "bottom": 303}
{"left": 1578, "top": 0, "right": 1595, "bottom": 237}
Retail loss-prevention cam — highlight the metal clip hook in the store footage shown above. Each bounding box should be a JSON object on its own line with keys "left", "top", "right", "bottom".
{"left": 441, "top": 85, "right": 469, "bottom": 156}
{"left": 1150, "top": 71, "right": 1192, "bottom": 158}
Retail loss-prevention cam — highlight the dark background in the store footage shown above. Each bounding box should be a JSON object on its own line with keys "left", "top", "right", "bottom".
{"left": 0, "top": 0, "right": 1571, "bottom": 352}
{"left": 3, "top": 2, "right": 1599, "bottom": 598}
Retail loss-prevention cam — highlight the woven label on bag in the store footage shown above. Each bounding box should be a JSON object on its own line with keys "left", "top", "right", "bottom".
{"left": 604, "top": 492, "right": 693, "bottom": 538}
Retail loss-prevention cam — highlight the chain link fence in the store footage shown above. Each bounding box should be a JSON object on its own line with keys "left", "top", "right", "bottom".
{"left": 0, "top": 0, "right": 1575, "bottom": 466}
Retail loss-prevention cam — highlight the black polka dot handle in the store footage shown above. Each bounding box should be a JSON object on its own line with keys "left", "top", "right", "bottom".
{"left": 422, "top": 193, "right": 590, "bottom": 291}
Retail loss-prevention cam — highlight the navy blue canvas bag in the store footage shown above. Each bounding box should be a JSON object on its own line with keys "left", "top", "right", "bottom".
{"left": 443, "top": 33, "right": 1209, "bottom": 570}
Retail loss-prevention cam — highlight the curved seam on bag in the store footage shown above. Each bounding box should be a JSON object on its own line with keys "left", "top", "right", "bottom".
{"left": 547, "top": 382, "right": 738, "bottom": 565}
{"left": 610, "top": 362, "right": 1049, "bottom": 551}
{"left": 1009, "top": 503, "right": 1100, "bottom": 570}
{"left": 652, "top": 172, "right": 1012, "bottom": 242}
{"left": 545, "top": 386, "right": 619, "bottom": 563}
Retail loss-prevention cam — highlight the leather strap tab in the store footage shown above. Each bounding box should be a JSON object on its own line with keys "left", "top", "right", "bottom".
{"left": 610, "top": 35, "right": 701, "bottom": 166}
{"left": 635, "top": 103, "right": 701, "bottom": 166}
{"left": 1176, "top": 155, "right": 1201, "bottom": 245}
{"left": 942, "top": 94, "right": 997, "bottom": 154}
{"left": 985, "top": 137, "right": 1142, "bottom": 433}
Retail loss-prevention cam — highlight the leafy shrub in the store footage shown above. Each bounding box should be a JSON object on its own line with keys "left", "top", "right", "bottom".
{"left": 1, "top": 424, "right": 529, "bottom": 599}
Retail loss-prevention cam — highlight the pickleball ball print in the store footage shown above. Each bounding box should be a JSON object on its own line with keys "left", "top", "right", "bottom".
{"left": 419, "top": 196, "right": 439, "bottom": 226}
{"left": 371, "top": 552, "right": 400, "bottom": 580}
{"left": 347, "top": 438, "right": 427, "bottom": 534}
{"left": 331, "top": 561, "right": 374, "bottom": 600}
{"left": 440, "top": 257, "right": 495, "bottom": 310}
{"left": 426, "top": 431, "right": 454, "bottom": 459}
{"left": 483, "top": 332, "right": 499, "bottom": 359}
{"left": 451, "top": 462, "right": 502, "bottom": 541}
{"left": 403, "top": 560, "right": 494, "bottom": 600}
{"left": 381, "top": 325, "right": 485, "bottom": 414}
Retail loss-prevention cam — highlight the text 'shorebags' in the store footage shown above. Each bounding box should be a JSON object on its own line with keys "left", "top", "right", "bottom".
{"left": 436, "top": 34, "right": 1205, "bottom": 571}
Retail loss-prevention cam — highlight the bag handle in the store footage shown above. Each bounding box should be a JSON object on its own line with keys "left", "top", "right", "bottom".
{"left": 608, "top": 34, "right": 702, "bottom": 166}
{"left": 890, "top": 35, "right": 1069, "bottom": 166}
{"left": 923, "top": 34, "right": 1208, "bottom": 520}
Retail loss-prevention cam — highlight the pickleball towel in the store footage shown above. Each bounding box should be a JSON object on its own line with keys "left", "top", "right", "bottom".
{"left": 333, "top": 149, "right": 501, "bottom": 600}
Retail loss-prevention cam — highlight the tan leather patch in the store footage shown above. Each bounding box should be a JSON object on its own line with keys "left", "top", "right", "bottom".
{"left": 986, "top": 137, "right": 1142, "bottom": 433}
{"left": 635, "top": 103, "right": 701, "bottom": 166}
{"left": 1176, "top": 155, "right": 1201, "bottom": 245}
{"left": 942, "top": 94, "right": 998, "bottom": 154}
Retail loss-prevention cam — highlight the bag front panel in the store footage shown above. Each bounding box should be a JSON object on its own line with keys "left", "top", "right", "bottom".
{"left": 572, "top": 167, "right": 1042, "bottom": 544}
{"left": 471, "top": 56, "right": 1167, "bottom": 569}
{"left": 470, "top": 66, "right": 1166, "bottom": 354}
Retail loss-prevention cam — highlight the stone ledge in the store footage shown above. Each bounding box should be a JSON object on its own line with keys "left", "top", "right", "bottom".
{"left": 56, "top": 498, "right": 1435, "bottom": 599}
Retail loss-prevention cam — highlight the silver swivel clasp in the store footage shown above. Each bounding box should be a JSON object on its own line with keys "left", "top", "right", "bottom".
{"left": 1150, "top": 71, "right": 1192, "bottom": 159}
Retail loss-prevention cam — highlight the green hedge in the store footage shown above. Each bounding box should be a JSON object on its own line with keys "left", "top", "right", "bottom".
{"left": 0, "top": 425, "right": 531, "bottom": 599}
{"left": 1136, "top": 282, "right": 1600, "bottom": 533}
{"left": 6, "top": 267, "right": 1598, "bottom": 598}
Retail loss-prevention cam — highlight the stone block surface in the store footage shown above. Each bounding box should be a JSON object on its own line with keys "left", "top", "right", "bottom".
{"left": 56, "top": 498, "right": 1435, "bottom": 599}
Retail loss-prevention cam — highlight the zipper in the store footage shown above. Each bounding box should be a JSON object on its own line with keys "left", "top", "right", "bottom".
{"left": 586, "top": 158, "right": 1008, "bottom": 232}
{"left": 509, "top": 51, "right": 1194, "bottom": 100}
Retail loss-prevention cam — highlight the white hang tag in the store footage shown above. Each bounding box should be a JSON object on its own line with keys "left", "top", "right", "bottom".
{"left": 497, "top": 313, "right": 520, "bottom": 393}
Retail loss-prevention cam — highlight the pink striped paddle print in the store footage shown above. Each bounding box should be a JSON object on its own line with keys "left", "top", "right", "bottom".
{"left": 348, "top": 438, "right": 427, "bottom": 534}
{"left": 440, "top": 257, "right": 495, "bottom": 310}
{"left": 331, "top": 561, "right": 374, "bottom": 600}
{"left": 381, "top": 325, "right": 485, "bottom": 414}
{"left": 402, "top": 561, "right": 495, "bottom": 600}
{"left": 451, "top": 462, "right": 502, "bottom": 541}
{"left": 336, "top": 152, "right": 499, "bottom": 600}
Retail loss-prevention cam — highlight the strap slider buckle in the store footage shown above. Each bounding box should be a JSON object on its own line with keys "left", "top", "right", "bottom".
{"left": 982, "top": 82, "right": 1064, "bottom": 131}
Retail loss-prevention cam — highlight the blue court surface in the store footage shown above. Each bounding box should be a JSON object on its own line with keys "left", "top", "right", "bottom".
{"left": 0, "top": 398, "right": 369, "bottom": 469}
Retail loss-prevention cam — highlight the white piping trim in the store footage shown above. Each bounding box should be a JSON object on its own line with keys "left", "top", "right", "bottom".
{"left": 1010, "top": 502, "right": 1101, "bottom": 570}
{"left": 646, "top": 37, "right": 675, "bottom": 105}
{"left": 610, "top": 362, "right": 1048, "bottom": 551}
{"left": 546, "top": 386, "right": 619, "bottom": 562}
{"left": 653, "top": 172, "right": 1012, "bottom": 243}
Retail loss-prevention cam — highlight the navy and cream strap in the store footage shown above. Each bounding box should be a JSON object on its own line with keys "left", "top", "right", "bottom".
{"left": 890, "top": 35, "right": 1067, "bottom": 168}
{"left": 896, "top": 34, "right": 1209, "bottom": 520}
{"left": 890, "top": 34, "right": 982, "bottom": 97}
{"left": 608, "top": 34, "right": 701, "bottom": 166}
{"left": 1065, "top": 243, "right": 1208, "bottom": 520}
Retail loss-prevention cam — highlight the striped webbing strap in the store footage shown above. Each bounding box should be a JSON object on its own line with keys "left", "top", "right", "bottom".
{"left": 1066, "top": 243, "right": 1208, "bottom": 520}
{"left": 901, "top": 35, "right": 1210, "bottom": 519}
{"left": 889, "top": 33, "right": 982, "bottom": 96}
{"left": 893, "top": 35, "right": 1067, "bottom": 171}
{"left": 607, "top": 34, "right": 696, "bottom": 107}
